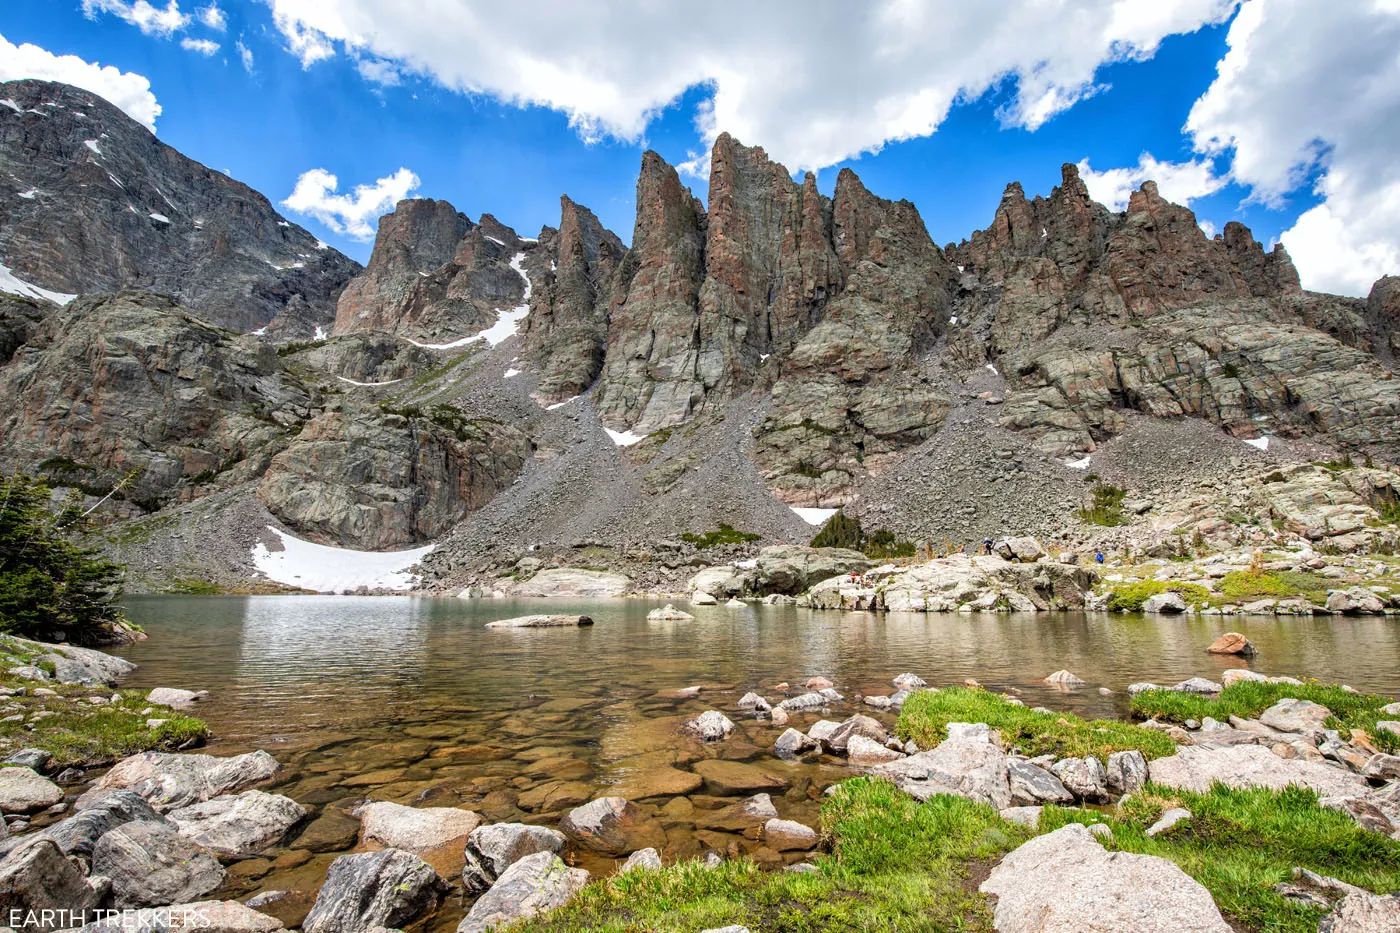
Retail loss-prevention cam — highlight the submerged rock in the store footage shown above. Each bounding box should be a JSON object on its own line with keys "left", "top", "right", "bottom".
{"left": 981, "top": 822, "right": 1230, "bottom": 932}
{"left": 559, "top": 797, "right": 666, "bottom": 856}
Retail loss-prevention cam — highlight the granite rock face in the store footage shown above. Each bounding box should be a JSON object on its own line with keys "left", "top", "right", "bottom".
{"left": 520, "top": 196, "right": 625, "bottom": 404}
{"left": 258, "top": 406, "right": 530, "bottom": 549}
{"left": 0, "top": 292, "right": 316, "bottom": 509}
{"left": 0, "top": 79, "right": 359, "bottom": 335}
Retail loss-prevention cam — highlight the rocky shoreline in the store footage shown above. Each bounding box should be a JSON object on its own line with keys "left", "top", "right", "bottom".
{"left": 1, "top": 630, "right": 1398, "bottom": 933}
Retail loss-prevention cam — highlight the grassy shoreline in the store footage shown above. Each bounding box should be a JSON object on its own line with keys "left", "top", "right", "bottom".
{"left": 512, "top": 682, "right": 1400, "bottom": 933}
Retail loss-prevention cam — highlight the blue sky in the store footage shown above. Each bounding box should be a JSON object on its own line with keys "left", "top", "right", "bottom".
{"left": 2, "top": 2, "right": 1396, "bottom": 296}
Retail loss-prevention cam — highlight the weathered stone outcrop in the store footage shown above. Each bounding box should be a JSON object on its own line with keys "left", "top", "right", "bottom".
{"left": 0, "top": 79, "right": 359, "bottom": 334}
{"left": 757, "top": 170, "right": 955, "bottom": 504}
{"left": 594, "top": 151, "right": 708, "bottom": 432}
{"left": 804, "top": 554, "right": 1095, "bottom": 612}
{"left": 333, "top": 199, "right": 534, "bottom": 341}
{"left": 521, "top": 196, "right": 625, "bottom": 403}
{"left": 258, "top": 405, "right": 530, "bottom": 549}
{"left": 1367, "top": 274, "right": 1400, "bottom": 364}
{"left": 0, "top": 292, "right": 317, "bottom": 508}
{"left": 999, "top": 307, "right": 1400, "bottom": 457}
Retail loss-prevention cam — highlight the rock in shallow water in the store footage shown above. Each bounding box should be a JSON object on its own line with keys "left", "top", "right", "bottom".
{"left": 559, "top": 797, "right": 666, "bottom": 856}
{"left": 302, "top": 849, "right": 445, "bottom": 933}
{"left": 168, "top": 790, "right": 306, "bottom": 857}
{"left": 357, "top": 801, "right": 481, "bottom": 854}
{"left": 981, "top": 823, "right": 1231, "bottom": 932}
{"left": 456, "top": 851, "right": 589, "bottom": 933}
{"left": 484, "top": 614, "right": 594, "bottom": 628}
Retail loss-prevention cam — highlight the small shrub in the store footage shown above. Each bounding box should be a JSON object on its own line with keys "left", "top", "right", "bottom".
{"left": 811, "top": 511, "right": 863, "bottom": 550}
{"left": 1078, "top": 483, "right": 1126, "bottom": 526}
{"left": 681, "top": 523, "right": 762, "bottom": 549}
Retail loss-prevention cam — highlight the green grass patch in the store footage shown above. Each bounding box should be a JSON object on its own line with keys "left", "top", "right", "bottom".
{"left": 0, "top": 676, "right": 209, "bottom": 768}
{"left": 1040, "top": 782, "right": 1400, "bottom": 933}
{"left": 1131, "top": 680, "right": 1399, "bottom": 753}
{"left": 897, "top": 687, "right": 1177, "bottom": 760}
{"left": 681, "top": 523, "right": 763, "bottom": 549}
{"left": 512, "top": 777, "right": 1020, "bottom": 932}
{"left": 1104, "top": 579, "right": 1212, "bottom": 612}
{"left": 1216, "top": 570, "right": 1331, "bottom": 604}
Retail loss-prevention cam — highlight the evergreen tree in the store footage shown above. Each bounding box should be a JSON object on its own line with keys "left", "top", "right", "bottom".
{"left": 0, "top": 474, "right": 127, "bottom": 643}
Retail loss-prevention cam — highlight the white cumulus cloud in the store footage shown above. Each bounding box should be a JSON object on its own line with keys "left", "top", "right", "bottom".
{"left": 181, "top": 37, "right": 220, "bottom": 56}
{"left": 0, "top": 33, "right": 161, "bottom": 131}
{"left": 259, "top": 0, "right": 1238, "bottom": 173}
{"left": 198, "top": 4, "right": 226, "bottom": 30}
{"left": 1185, "top": 0, "right": 1400, "bottom": 295}
{"left": 281, "top": 166, "right": 419, "bottom": 240}
{"left": 82, "top": 0, "right": 191, "bottom": 37}
{"left": 1076, "top": 153, "right": 1226, "bottom": 212}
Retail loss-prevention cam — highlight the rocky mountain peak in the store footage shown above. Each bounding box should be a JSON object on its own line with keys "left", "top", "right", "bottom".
{"left": 364, "top": 198, "right": 473, "bottom": 273}
{"left": 0, "top": 79, "right": 360, "bottom": 336}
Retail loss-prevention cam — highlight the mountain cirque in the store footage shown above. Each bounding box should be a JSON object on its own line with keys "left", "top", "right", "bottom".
{"left": 0, "top": 80, "right": 1397, "bottom": 587}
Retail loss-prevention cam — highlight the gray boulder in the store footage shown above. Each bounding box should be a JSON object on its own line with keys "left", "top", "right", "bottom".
{"left": 868, "top": 726, "right": 1011, "bottom": 808}
{"left": 774, "top": 728, "right": 817, "bottom": 759}
{"left": 1258, "top": 698, "right": 1332, "bottom": 735}
{"left": 302, "top": 849, "right": 446, "bottom": 933}
{"left": 1106, "top": 750, "right": 1149, "bottom": 796}
{"left": 93, "top": 820, "right": 225, "bottom": 908}
{"left": 824, "top": 714, "right": 887, "bottom": 753}
{"left": 462, "top": 822, "right": 567, "bottom": 894}
{"left": 1007, "top": 759, "right": 1073, "bottom": 805}
{"left": 44, "top": 789, "right": 166, "bottom": 857}
{"left": 1149, "top": 745, "right": 1370, "bottom": 798}
{"left": 79, "top": 750, "right": 280, "bottom": 812}
{"left": 620, "top": 847, "right": 662, "bottom": 872}
{"left": 484, "top": 615, "right": 594, "bottom": 628}
{"left": 168, "top": 790, "right": 307, "bottom": 857}
{"left": 0, "top": 839, "right": 105, "bottom": 930}
{"left": 981, "top": 823, "right": 1230, "bottom": 932}
{"left": 1051, "top": 756, "right": 1108, "bottom": 802}
{"left": 1319, "top": 891, "right": 1400, "bottom": 932}
{"left": 754, "top": 546, "right": 871, "bottom": 596}
{"left": 358, "top": 801, "right": 482, "bottom": 854}
{"left": 0, "top": 767, "right": 64, "bottom": 813}
{"left": 1142, "top": 592, "right": 1187, "bottom": 613}
{"left": 456, "top": 851, "right": 589, "bottom": 933}
{"left": 684, "top": 710, "right": 735, "bottom": 742}
{"left": 559, "top": 797, "right": 666, "bottom": 856}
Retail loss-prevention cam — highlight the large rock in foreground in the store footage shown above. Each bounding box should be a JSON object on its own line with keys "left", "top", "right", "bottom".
{"left": 80, "top": 751, "right": 281, "bottom": 812}
{"left": 0, "top": 839, "right": 105, "bottom": 929}
{"left": 981, "top": 822, "right": 1230, "bottom": 932}
{"left": 93, "top": 820, "right": 225, "bottom": 908}
{"left": 302, "top": 849, "right": 445, "bottom": 933}
{"left": 462, "top": 822, "right": 567, "bottom": 894}
{"left": 456, "top": 851, "right": 589, "bottom": 933}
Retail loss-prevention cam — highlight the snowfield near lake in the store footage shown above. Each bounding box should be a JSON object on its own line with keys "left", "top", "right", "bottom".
{"left": 791, "top": 507, "right": 838, "bottom": 526}
{"left": 251, "top": 526, "right": 434, "bottom": 593}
